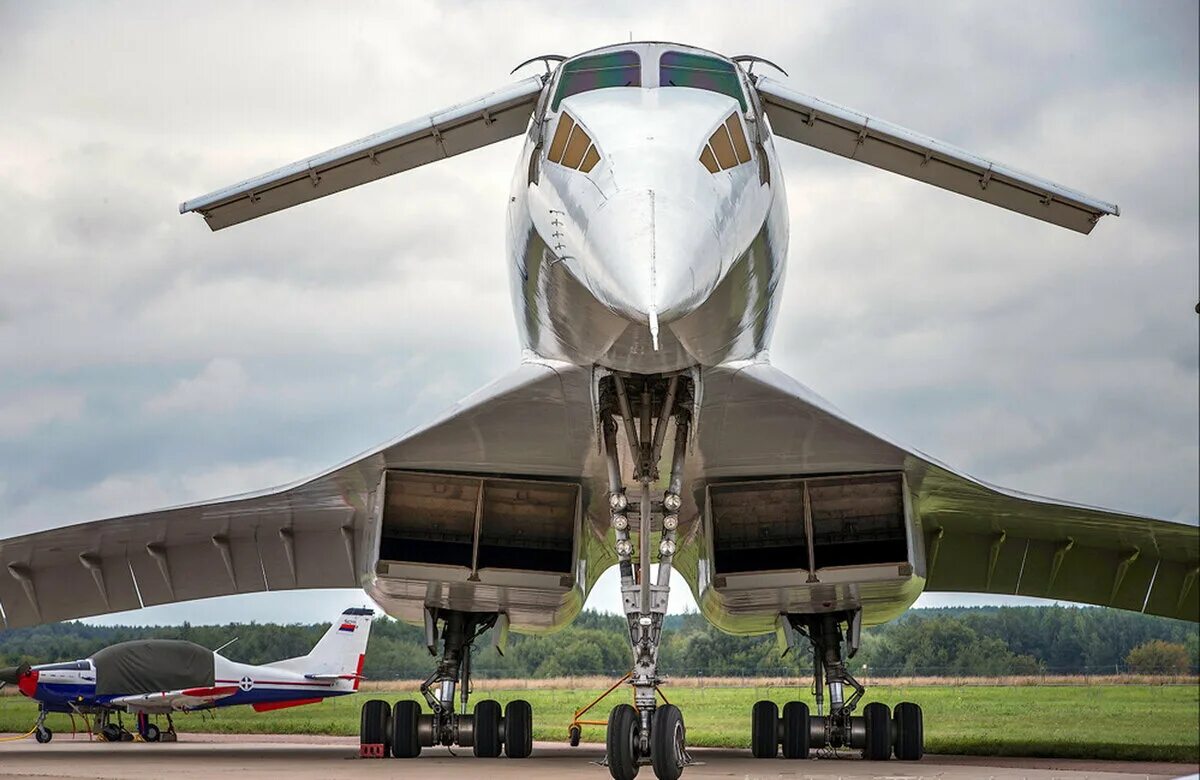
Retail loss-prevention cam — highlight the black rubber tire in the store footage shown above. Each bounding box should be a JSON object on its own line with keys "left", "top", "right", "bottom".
{"left": 750, "top": 699, "right": 778, "bottom": 758}
{"left": 391, "top": 700, "right": 421, "bottom": 758}
{"left": 474, "top": 699, "right": 503, "bottom": 758}
{"left": 143, "top": 723, "right": 161, "bottom": 743}
{"left": 862, "top": 702, "right": 892, "bottom": 760}
{"left": 892, "top": 701, "right": 924, "bottom": 761}
{"left": 651, "top": 704, "right": 685, "bottom": 780}
{"left": 101, "top": 723, "right": 122, "bottom": 743}
{"left": 605, "top": 703, "right": 639, "bottom": 780}
{"left": 504, "top": 700, "right": 533, "bottom": 759}
{"left": 568, "top": 724, "right": 581, "bottom": 747}
{"left": 360, "top": 699, "right": 391, "bottom": 757}
{"left": 781, "top": 701, "right": 809, "bottom": 759}
{"left": 35, "top": 727, "right": 52, "bottom": 744}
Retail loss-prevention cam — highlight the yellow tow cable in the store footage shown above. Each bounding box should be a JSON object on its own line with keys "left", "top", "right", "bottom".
{"left": 0, "top": 724, "right": 38, "bottom": 742}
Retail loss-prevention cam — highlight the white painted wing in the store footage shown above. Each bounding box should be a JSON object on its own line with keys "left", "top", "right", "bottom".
{"left": 179, "top": 76, "right": 545, "bottom": 230}
{"left": 0, "top": 465, "right": 368, "bottom": 628}
{"left": 696, "top": 363, "right": 1198, "bottom": 621}
{"left": 0, "top": 360, "right": 593, "bottom": 629}
{"left": 755, "top": 77, "right": 1119, "bottom": 234}
{"left": 108, "top": 684, "right": 240, "bottom": 713}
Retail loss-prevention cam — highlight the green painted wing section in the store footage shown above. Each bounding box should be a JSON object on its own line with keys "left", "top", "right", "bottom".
{"left": 917, "top": 465, "right": 1198, "bottom": 622}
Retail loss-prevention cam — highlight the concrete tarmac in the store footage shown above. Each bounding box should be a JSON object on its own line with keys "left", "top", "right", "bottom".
{"left": 0, "top": 735, "right": 1195, "bottom": 779}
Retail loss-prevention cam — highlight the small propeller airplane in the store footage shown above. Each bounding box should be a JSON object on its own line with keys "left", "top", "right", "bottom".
{"left": 0, "top": 607, "right": 373, "bottom": 744}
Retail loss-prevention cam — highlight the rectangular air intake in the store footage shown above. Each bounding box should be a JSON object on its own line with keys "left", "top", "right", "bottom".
{"left": 379, "top": 471, "right": 578, "bottom": 575}
{"left": 709, "top": 472, "right": 908, "bottom": 575}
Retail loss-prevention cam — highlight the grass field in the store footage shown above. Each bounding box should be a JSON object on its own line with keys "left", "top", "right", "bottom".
{"left": 3, "top": 682, "right": 1197, "bottom": 762}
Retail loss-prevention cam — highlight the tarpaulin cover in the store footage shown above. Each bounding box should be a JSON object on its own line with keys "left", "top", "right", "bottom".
{"left": 93, "top": 640, "right": 214, "bottom": 695}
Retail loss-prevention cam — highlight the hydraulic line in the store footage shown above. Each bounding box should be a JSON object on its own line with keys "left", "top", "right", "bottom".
{"left": 638, "top": 385, "right": 653, "bottom": 617}
{"left": 657, "top": 418, "right": 688, "bottom": 587}
{"left": 650, "top": 374, "right": 680, "bottom": 467}
{"left": 612, "top": 373, "right": 640, "bottom": 467}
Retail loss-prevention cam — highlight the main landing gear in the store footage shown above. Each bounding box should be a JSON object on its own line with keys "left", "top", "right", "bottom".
{"left": 751, "top": 611, "right": 924, "bottom": 761}
{"left": 359, "top": 609, "right": 532, "bottom": 760}
{"left": 600, "top": 372, "right": 693, "bottom": 780}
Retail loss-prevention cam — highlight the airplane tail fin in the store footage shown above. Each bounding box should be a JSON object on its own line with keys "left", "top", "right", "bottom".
{"left": 265, "top": 607, "right": 374, "bottom": 685}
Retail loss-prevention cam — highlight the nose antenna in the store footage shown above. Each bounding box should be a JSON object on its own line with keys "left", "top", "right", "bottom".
{"left": 510, "top": 54, "right": 567, "bottom": 77}
{"left": 731, "top": 55, "right": 788, "bottom": 80}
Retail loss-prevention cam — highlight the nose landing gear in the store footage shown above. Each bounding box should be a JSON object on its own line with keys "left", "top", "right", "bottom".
{"left": 33, "top": 708, "right": 52, "bottom": 744}
{"left": 600, "top": 372, "right": 694, "bottom": 780}
{"left": 750, "top": 610, "right": 925, "bottom": 761}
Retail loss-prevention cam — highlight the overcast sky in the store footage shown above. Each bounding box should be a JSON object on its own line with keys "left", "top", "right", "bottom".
{"left": 0, "top": 1, "right": 1196, "bottom": 627}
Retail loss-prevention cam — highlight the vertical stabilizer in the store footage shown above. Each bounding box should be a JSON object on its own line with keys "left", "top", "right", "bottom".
{"left": 266, "top": 607, "right": 374, "bottom": 684}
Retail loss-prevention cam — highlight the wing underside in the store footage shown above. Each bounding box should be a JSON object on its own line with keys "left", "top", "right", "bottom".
{"left": 0, "top": 360, "right": 601, "bottom": 631}
{"left": 692, "top": 363, "right": 1198, "bottom": 623}
{"left": 2, "top": 360, "right": 1194, "bottom": 632}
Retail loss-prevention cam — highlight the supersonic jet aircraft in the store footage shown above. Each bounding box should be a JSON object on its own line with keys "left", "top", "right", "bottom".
{"left": 0, "top": 42, "right": 1195, "bottom": 780}
{"left": 0, "top": 607, "right": 374, "bottom": 744}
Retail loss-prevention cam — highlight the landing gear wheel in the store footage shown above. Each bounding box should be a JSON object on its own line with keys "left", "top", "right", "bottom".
{"left": 605, "top": 703, "right": 639, "bottom": 780}
{"left": 750, "top": 700, "right": 778, "bottom": 758}
{"left": 568, "top": 724, "right": 582, "bottom": 747}
{"left": 892, "top": 701, "right": 923, "bottom": 761}
{"left": 391, "top": 700, "right": 421, "bottom": 758}
{"left": 34, "top": 727, "right": 52, "bottom": 744}
{"left": 360, "top": 699, "right": 391, "bottom": 758}
{"left": 504, "top": 700, "right": 533, "bottom": 758}
{"left": 101, "top": 723, "right": 122, "bottom": 743}
{"left": 473, "top": 699, "right": 502, "bottom": 758}
{"left": 862, "top": 702, "right": 892, "bottom": 760}
{"left": 651, "top": 704, "right": 685, "bottom": 780}
{"left": 143, "top": 723, "right": 161, "bottom": 743}
{"left": 781, "top": 701, "right": 809, "bottom": 759}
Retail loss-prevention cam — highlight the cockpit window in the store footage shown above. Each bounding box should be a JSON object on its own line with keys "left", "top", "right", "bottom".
{"left": 38, "top": 661, "right": 90, "bottom": 671}
{"left": 552, "top": 51, "right": 641, "bottom": 111}
{"left": 659, "top": 51, "right": 746, "bottom": 112}
{"left": 547, "top": 112, "right": 602, "bottom": 173}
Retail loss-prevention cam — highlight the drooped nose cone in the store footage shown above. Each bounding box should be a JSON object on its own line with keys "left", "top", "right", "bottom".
{"left": 582, "top": 188, "right": 723, "bottom": 337}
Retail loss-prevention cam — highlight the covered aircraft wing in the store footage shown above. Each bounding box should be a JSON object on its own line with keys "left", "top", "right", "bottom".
{"left": 179, "top": 76, "right": 545, "bottom": 230}
{"left": 754, "top": 77, "right": 1119, "bottom": 234}
{"left": 695, "top": 363, "right": 1199, "bottom": 622}
{"left": 0, "top": 360, "right": 596, "bottom": 630}
{"left": 108, "top": 685, "right": 240, "bottom": 713}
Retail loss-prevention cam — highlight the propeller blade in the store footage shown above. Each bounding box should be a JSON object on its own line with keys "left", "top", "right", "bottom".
{"left": 0, "top": 663, "right": 31, "bottom": 685}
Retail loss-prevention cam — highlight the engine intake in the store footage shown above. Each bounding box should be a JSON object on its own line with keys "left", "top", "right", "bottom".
{"left": 708, "top": 472, "right": 909, "bottom": 576}
{"left": 378, "top": 471, "right": 579, "bottom": 576}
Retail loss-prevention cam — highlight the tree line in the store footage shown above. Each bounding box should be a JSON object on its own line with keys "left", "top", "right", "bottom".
{"left": 1, "top": 606, "right": 1196, "bottom": 679}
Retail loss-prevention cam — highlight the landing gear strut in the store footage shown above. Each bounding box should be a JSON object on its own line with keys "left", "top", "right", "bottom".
{"left": 33, "top": 707, "right": 52, "bottom": 743}
{"left": 359, "top": 609, "right": 533, "bottom": 760}
{"left": 601, "top": 372, "right": 692, "bottom": 780}
{"left": 751, "top": 610, "right": 924, "bottom": 761}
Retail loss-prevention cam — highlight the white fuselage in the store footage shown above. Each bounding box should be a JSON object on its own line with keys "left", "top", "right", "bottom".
{"left": 505, "top": 43, "right": 790, "bottom": 373}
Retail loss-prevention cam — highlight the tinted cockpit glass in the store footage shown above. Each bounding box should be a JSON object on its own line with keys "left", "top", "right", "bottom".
{"left": 38, "top": 661, "right": 90, "bottom": 671}
{"left": 552, "top": 51, "right": 642, "bottom": 111}
{"left": 659, "top": 51, "right": 746, "bottom": 112}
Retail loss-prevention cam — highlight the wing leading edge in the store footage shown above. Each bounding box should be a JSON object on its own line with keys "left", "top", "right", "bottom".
{"left": 755, "top": 77, "right": 1119, "bottom": 234}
